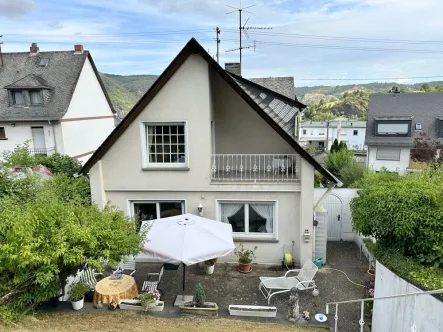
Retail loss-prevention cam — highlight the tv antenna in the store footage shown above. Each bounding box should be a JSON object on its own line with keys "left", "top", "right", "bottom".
{"left": 226, "top": 3, "right": 271, "bottom": 75}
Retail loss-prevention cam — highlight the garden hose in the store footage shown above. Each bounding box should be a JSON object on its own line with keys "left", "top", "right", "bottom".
{"left": 321, "top": 268, "right": 366, "bottom": 288}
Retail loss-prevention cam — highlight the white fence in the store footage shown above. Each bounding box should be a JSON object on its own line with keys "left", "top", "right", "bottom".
{"left": 372, "top": 262, "right": 443, "bottom": 332}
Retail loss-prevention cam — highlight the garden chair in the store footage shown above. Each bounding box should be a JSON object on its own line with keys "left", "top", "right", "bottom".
{"left": 259, "top": 260, "right": 319, "bottom": 304}
{"left": 112, "top": 255, "right": 136, "bottom": 276}
{"left": 142, "top": 265, "right": 164, "bottom": 293}
{"left": 78, "top": 266, "right": 103, "bottom": 291}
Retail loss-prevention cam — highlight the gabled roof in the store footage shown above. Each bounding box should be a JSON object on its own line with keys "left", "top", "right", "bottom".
{"left": 249, "top": 76, "right": 295, "bottom": 100}
{"left": 5, "top": 74, "right": 53, "bottom": 89}
{"left": 0, "top": 50, "right": 115, "bottom": 121}
{"left": 81, "top": 38, "right": 340, "bottom": 185}
{"left": 366, "top": 93, "right": 443, "bottom": 147}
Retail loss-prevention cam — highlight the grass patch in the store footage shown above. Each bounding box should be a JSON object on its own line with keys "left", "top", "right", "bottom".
{"left": 1, "top": 312, "right": 327, "bottom": 332}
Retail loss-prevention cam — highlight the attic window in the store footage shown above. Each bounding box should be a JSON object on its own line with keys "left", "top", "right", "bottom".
{"left": 39, "top": 58, "right": 49, "bottom": 67}
{"left": 12, "top": 91, "right": 25, "bottom": 106}
{"left": 30, "top": 90, "right": 43, "bottom": 105}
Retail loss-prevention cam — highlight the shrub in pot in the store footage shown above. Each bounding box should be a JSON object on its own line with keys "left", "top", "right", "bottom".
{"left": 137, "top": 290, "right": 161, "bottom": 310}
{"left": 69, "top": 282, "right": 89, "bottom": 310}
{"left": 204, "top": 258, "right": 217, "bottom": 275}
{"left": 235, "top": 243, "right": 257, "bottom": 272}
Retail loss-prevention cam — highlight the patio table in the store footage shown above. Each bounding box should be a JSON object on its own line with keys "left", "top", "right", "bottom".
{"left": 93, "top": 275, "right": 138, "bottom": 304}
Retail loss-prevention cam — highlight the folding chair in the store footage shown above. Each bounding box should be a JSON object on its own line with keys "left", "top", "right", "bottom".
{"left": 112, "top": 255, "right": 136, "bottom": 276}
{"left": 142, "top": 265, "right": 164, "bottom": 293}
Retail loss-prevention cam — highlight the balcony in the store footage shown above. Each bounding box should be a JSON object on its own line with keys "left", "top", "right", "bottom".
{"left": 28, "top": 147, "right": 56, "bottom": 156}
{"left": 211, "top": 154, "right": 300, "bottom": 182}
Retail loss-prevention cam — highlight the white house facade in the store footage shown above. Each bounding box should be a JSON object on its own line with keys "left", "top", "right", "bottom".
{"left": 299, "top": 118, "right": 367, "bottom": 151}
{"left": 366, "top": 93, "right": 443, "bottom": 175}
{"left": 0, "top": 43, "right": 115, "bottom": 163}
{"left": 82, "top": 39, "right": 340, "bottom": 265}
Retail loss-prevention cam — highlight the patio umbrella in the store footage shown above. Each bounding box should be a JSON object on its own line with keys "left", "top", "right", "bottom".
{"left": 136, "top": 213, "right": 235, "bottom": 300}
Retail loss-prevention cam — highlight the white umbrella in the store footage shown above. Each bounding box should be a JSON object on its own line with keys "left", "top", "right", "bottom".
{"left": 136, "top": 213, "right": 235, "bottom": 303}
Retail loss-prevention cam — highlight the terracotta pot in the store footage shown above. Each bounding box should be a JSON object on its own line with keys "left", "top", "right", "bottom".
{"left": 367, "top": 269, "right": 375, "bottom": 280}
{"left": 238, "top": 263, "right": 252, "bottom": 272}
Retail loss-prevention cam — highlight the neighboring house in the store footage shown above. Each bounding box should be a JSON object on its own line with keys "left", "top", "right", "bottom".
{"left": 81, "top": 38, "right": 340, "bottom": 265}
{"left": 299, "top": 118, "right": 367, "bottom": 151}
{"left": 0, "top": 43, "right": 116, "bottom": 163}
{"left": 366, "top": 93, "right": 443, "bottom": 175}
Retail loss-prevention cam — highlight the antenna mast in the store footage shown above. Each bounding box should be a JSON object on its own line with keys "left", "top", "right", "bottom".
{"left": 0, "top": 35, "right": 3, "bottom": 67}
{"left": 216, "top": 27, "right": 220, "bottom": 63}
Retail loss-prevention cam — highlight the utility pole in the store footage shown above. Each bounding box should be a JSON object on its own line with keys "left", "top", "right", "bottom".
{"left": 0, "top": 35, "right": 3, "bottom": 67}
{"left": 216, "top": 27, "right": 220, "bottom": 63}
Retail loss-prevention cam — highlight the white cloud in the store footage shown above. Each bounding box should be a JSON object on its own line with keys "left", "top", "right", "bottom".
{"left": 0, "top": 0, "right": 35, "bottom": 18}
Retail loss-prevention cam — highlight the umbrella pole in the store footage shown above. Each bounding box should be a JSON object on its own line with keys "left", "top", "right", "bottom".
{"left": 182, "top": 264, "right": 186, "bottom": 292}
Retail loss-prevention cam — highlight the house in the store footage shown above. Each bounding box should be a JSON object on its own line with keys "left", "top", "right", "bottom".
{"left": 81, "top": 38, "right": 341, "bottom": 265}
{"left": 299, "top": 118, "right": 367, "bottom": 151}
{"left": 366, "top": 92, "right": 443, "bottom": 175}
{"left": 0, "top": 43, "right": 116, "bottom": 163}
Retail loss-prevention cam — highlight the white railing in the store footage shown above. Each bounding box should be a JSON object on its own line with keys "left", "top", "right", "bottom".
{"left": 28, "top": 147, "right": 56, "bottom": 156}
{"left": 326, "top": 289, "right": 443, "bottom": 332}
{"left": 210, "top": 154, "right": 300, "bottom": 182}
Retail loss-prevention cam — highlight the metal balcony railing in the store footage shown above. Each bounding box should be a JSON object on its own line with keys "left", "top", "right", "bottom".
{"left": 326, "top": 289, "right": 443, "bottom": 332}
{"left": 210, "top": 154, "right": 300, "bottom": 182}
{"left": 28, "top": 147, "right": 56, "bottom": 156}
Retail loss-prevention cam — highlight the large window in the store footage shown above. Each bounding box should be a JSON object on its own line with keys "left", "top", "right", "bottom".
{"left": 219, "top": 201, "right": 276, "bottom": 239}
{"left": 376, "top": 148, "right": 401, "bottom": 161}
{"left": 133, "top": 201, "right": 185, "bottom": 225}
{"left": 12, "top": 91, "right": 25, "bottom": 105}
{"left": 376, "top": 120, "right": 411, "bottom": 137}
{"left": 143, "top": 123, "right": 187, "bottom": 168}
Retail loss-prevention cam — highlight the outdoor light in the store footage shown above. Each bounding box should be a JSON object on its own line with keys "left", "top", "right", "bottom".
{"left": 303, "top": 229, "right": 311, "bottom": 243}
{"left": 11, "top": 123, "right": 15, "bottom": 127}
{"left": 197, "top": 203, "right": 203, "bottom": 216}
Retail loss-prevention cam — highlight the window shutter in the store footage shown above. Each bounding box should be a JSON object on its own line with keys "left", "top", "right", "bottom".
{"left": 376, "top": 148, "right": 401, "bottom": 161}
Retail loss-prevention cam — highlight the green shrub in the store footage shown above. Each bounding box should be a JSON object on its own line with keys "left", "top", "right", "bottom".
{"left": 195, "top": 283, "right": 206, "bottom": 307}
{"left": 69, "top": 282, "right": 89, "bottom": 302}
{"left": 235, "top": 243, "right": 257, "bottom": 264}
{"left": 325, "top": 150, "right": 354, "bottom": 176}
{"left": 338, "top": 161, "right": 366, "bottom": 188}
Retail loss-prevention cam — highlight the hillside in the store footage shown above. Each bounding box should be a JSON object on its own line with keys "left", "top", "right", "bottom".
{"left": 100, "top": 73, "right": 158, "bottom": 114}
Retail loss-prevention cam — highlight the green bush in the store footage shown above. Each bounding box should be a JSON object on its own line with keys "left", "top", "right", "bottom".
{"left": 351, "top": 168, "right": 443, "bottom": 268}
{"left": 69, "top": 282, "right": 89, "bottom": 302}
{"left": 324, "top": 150, "right": 365, "bottom": 187}
{"left": 325, "top": 150, "right": 354, "bottom": 176}
{"left": 195, "top": 283, "right": 206, "bottom": 307}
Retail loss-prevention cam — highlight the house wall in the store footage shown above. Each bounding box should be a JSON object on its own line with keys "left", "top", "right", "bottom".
{"left": 299, "top": 125, "right": 366, "bottom": 150}
{"left": 61, "top": 57, "right": 115, "bottom": 162}
{"left": 367, "top": 146, "right": 410, "bottom": 175}
{"left": 372, "top": 261, "right": 443, "bottom": 332}
{"left": 0, "top": 121, "right": 56, "bottom": 157}
{"left": 213, "top": 73, "right": 295, "bottom": 154}
{"left": 88, "top": 53, "right": 316, "bottom": 265}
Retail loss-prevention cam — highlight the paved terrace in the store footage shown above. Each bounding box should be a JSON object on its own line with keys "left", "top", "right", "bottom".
{"left": 46, "top": 242, "right": 370, "bottom": 331}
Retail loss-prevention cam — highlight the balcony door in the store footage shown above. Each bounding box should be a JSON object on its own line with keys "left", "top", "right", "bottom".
{"left": 31, "top": 127, "right": 46, "bottom": 151}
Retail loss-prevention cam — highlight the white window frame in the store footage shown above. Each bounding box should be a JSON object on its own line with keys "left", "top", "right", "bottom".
{"left": 128, "top": 199, "right": 187, "bottom": 219}
{"left": 140, "top": 121, "right": 189, "bottom": 169}
{"left": 216, "top": 199, "right": 278, "bottom": 241}
{"left": 415, "top": 123, "right": 422, "bottom": 131}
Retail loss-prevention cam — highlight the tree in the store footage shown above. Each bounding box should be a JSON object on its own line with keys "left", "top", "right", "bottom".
{"left": 330, "top": 139, "right": 340, "bottom": 153}
{"left": 410, "top": 133, "right": 443, "bottom": 164}
{"left": 0, "top": 175, "right": 146, "bottom": 323}
{"left": 435, "top": 84, "right": 443, "bottom": 92}
{"left": 420, "top": 83, "right": 432, "bottom": 92}
{"left": 325, "top": 149, "right": 365, "bottom": 187}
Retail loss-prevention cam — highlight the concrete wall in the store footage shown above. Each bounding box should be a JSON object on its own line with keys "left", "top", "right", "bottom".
{"left": 0, "top": 121, "right": 57, "bottom": 156}
{"left": 372, "top": 261, "right": 443, "bottom": 332}
{"left": 367, "top": 146, "right": 410, "bottom": 175}
{"left": 62, "top": 57, "right": 115, "bottom": 162}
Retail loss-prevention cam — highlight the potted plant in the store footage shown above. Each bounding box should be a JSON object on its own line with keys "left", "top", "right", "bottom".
{"left": 235, "top": 243, "right": 257, "bottom": 273}
{"left": 69, "top": 282, "right": 89, "bottom": 310}
{"left": 118, "top": 290, "right": 164, "bottom": 312}
{"left": 180, "top": 283, "right": 218, "bottom": 317}
{"left": 204, "top": 258, "right": 217, "bottom": 275}
{"left": 137, "top": 290, "right": 161, "bottom": 310}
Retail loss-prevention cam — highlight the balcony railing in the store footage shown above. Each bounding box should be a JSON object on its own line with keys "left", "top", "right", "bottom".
{"left": 28, "top": 147, "right": 56, "bottom": 156}
{"left": 211, "top": 154, "right": 300, "bottom": 182}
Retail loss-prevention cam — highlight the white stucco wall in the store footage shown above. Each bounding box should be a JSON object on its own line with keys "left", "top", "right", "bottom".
{"left": 372, "top": 261, "right": 443, "bottom": 332}
{"left": 61, "top": 57, "right": 115, "bottom": 161}
{"left": 367, "top": 146, "right": 410, "bottom": 175}
{"left": 299, "top": 124, "right": 366, "bottom": 150}
{"left": 0, "top": 121, "right": 57, "bottom": 157}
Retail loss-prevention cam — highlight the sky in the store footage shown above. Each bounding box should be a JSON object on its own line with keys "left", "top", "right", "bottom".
{"left": 2, "top": 0, "right": 443, "bottom": 87}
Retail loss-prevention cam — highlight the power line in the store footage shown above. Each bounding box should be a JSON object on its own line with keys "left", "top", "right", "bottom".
{"left": 293, "top": 75, "right": 443, "bottom": 81}
{"left": 3, "top": 29, "right": 214, "bottom": 37}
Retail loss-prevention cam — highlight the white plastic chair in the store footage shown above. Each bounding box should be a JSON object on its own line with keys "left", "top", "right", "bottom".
{"left": 112, "top": 256, "right": 136, "bottom": 276}
{"left": 259, "top": 260, "right": 319, "bottom": 304}
{"left": 142, "top": 265, "right": 164, "bottom": 292}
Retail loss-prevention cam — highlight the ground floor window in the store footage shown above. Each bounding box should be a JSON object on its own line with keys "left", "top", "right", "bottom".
{"left": 133, "top": 201, "right": 185, "bottom": 224}
{"left": 218, "top": 201, "right": 276, "bottom": 239}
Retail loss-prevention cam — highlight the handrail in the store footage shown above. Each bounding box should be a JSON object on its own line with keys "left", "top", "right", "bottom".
{"left": 326, "top": 289, "right": 443, "bottom": 332}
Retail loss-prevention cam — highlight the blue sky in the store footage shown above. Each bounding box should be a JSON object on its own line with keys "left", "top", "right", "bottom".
{"left": 2, "top": 0, "right": 443, "bottom": 87}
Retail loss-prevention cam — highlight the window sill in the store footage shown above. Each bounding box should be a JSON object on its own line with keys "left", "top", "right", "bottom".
{"left": 142, "top": 167, "right": 190, "bottom": 171}
{"left": 233, "top": 237, "right": 278, "bottom": 243}
{"left": 0, "top": 138, "right": 8, "bottom": 140}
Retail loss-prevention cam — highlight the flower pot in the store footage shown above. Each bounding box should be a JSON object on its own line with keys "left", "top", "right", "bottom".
{"left": 118, "top": 299, "right": 164, "bottom": 312}
{"left": 367, "top": 269, "right": 375, "bottom": 280}
{"left": 229, "top": 305, "right": 277, "bottom": 318}
{"left": 205, "top": 264, "right": 215, "bottom": 275}
{"left": 238, "top": 263, "right": 252, "bottom": 273}
{"left": 71, "top": 297, "right": 84, "bottom": 310}
{"left": 180, "top": 302, "right": 218, "bottom": 317}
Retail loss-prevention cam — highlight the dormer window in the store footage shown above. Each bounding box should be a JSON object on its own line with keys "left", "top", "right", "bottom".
{"left": 30, "top": 90, "right": 43, "bottom": 105}
{"left": 12, "top": 91, "right": 25, "bottom": 105}
{"left": 375, "top": 119, "right": 411, "bottom": 137}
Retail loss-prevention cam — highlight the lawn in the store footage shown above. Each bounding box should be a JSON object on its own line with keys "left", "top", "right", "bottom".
{"left": 1, "top": 312, "right": 327, "bottom": 332}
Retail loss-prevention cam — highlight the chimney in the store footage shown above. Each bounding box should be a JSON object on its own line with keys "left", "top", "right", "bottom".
{"left": 225, "top": 62, "right": 241, "bottom": 76}
{"left": 74, "top": 44, "right": 84, "bottom": 54}
{"left": 30, "top": 43, "right": 39, "bottom": 55}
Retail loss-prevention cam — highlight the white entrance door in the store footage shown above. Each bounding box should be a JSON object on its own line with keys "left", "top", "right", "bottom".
{"left": 31, "top": 127, "right": 46, "bottom": 151}
{"left": 324, "top": 194, "right": 343, "bottom": 241}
